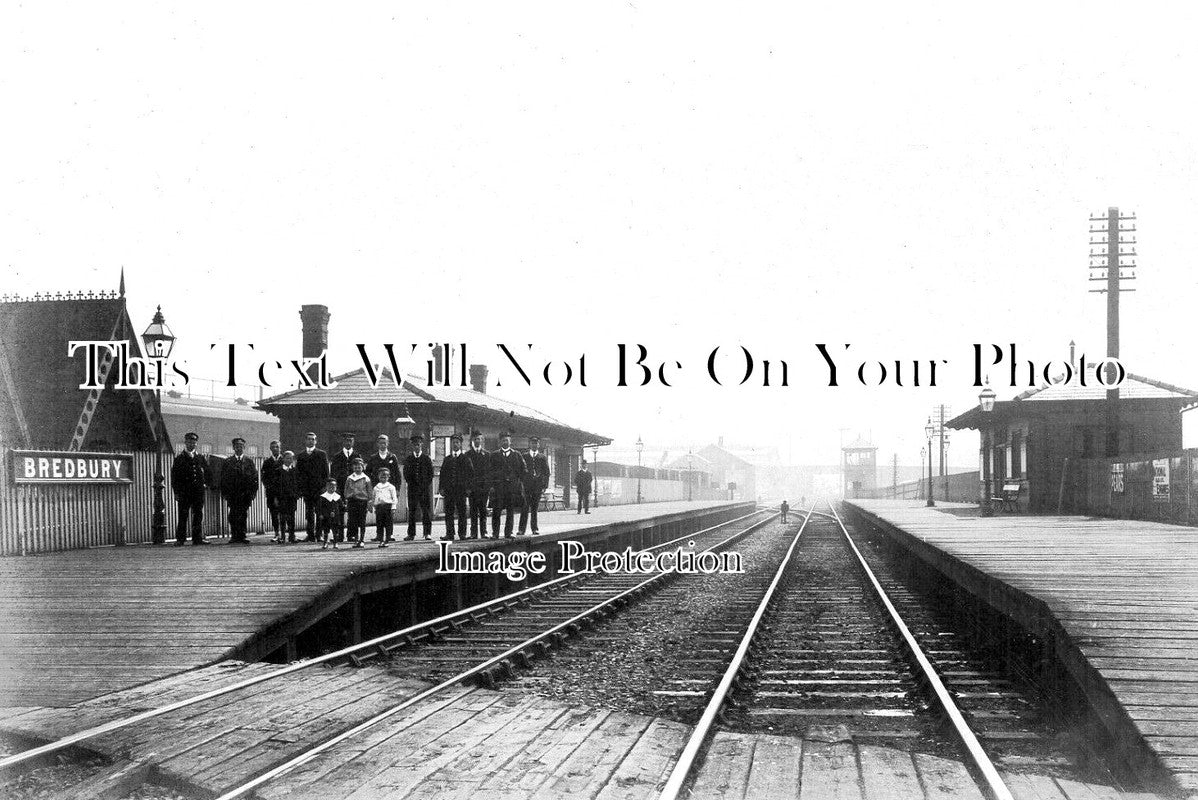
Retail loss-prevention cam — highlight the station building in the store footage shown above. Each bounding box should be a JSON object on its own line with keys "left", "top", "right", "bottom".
{"left": 0, "top": 285, "right": 168, "bottom": 453}
{"left": 257, "top": 368, "right": 609, "bottom": 506}
{"left": 949, "top": 372, "right": 1197, "bottom": 512}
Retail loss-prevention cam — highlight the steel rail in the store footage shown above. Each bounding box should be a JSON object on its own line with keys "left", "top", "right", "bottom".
{"left": 0, "top": 507, "right": 770, "bottom": 772}
{"left": 657, "top": 505, "right": 815, "bottom": 800}
{"left": 827, "top": 501, "right": 1015, "bottom": 800}
{"left": 211, "top": 511, "right": 781, "bottom": 800}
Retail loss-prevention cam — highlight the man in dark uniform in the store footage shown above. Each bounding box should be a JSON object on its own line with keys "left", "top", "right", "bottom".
{"left": 403, "top": 434, "right": 434, "bottom": 540}
{"left": 329, "top": 433, "right": 360, "bottom": 495}
{"left": 295, "top": 432, "right": 329, "bottom": 542}
{"left": 366, "top": 434, "right": 402, "bottom": 540}
{"left": 219, "top": 437, "right": 258, "bottom": 544}
{"left": 490, "top": 431, "right": 526, "bottom": 538}
{"left": 171, "top": 432, "right": 211, "bottom": 545}
{"left": 574, "top": 460, "right": 593, "bottom": 514}
{"left": 780, "top": 500, "right": 790, "bottom": 523}
{"left": 439, "top": 433, "right": 471, "bottom": 541}
{"left": 463, "top": 430, "right": 490, "bottom": 539}
{"left": 519, "top": 436, "right": 550, "bottom": 535}
{"left": 328, "top": 432, "right": 361, "bottom": 542}
{"left": 260, "top": 440, "right": 284, "bottom": 536}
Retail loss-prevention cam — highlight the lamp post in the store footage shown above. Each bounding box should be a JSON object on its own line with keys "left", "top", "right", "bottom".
{"left": 924, "top": 417, "right": 936, "bottom": 507}
{"left": 687, "top": 448, "right": 694, "bottom": 502}
{"left": 142, "top": 306, "right": 176, "bottom": 545}
{"left": 592, "top": 445, "right": 600, "bottom": 508}
{"left": 636, "top": 435, "right": 644, "bottom": 504}
{"left": 979, "top": 384, "right": 996, "bottom": 517}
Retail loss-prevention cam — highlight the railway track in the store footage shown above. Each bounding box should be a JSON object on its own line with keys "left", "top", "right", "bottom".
{"left": 0, "top": 507, "right": 777, "bottom": 799}
{"left": 662, "top": 501, "right": 1019, "bottom": 800}
{"left": 659, "top": 501, "right": 1144, "bottom": 800}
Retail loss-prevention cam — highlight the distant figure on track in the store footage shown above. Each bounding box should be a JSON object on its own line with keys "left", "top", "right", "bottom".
{"left": 219, "top": 437, "right": 258, "bottom": 544}
{"left": 574, "top": 460, "right": 593, "bottom": 515}
{"left": 171, "top": 432, "right": 211, "bottom": 546}
{"left": 780, "top": 500, "right": 790, "bottom": 523}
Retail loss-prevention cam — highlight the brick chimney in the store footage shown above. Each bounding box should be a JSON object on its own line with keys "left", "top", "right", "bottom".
{"left": 299, "top": 304, "right": 330, "bottom": 384}
{"left": 469, "top": 364, "right": 489, "bottom": 394}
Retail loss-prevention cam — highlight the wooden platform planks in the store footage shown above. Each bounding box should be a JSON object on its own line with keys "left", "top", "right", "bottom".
{"left": 0, "top": 500, "right": 744, "bottom": 707}
{"left": 684, "top": 732, "right": 1157, "bottom": 800}
{"left": 846, "top": 500, "right": 1198, "bottom": 796}
{"left": 0, "top": 662, "right": 1164, "bottom": 800}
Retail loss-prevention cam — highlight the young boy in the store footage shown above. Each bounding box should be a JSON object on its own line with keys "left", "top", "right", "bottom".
{"left": 373, "top": 467, "right": 398, "bottom": 548}
{"left": 316, "top": 478, "right": 343, "bottom": 549}
{"left": 275, "top": 450, "right": 299, "bottom": 544}
{"left": 342, "top": 457, "right": 372, "bottom": 548}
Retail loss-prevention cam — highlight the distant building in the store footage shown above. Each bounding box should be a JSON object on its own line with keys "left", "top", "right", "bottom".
{"left": 842, "top": 437, "right": 878, "bottom": 499}
{"left": 691, "top": 442, "right": 757, "bottom": 501}
{"left": 161, "top": 392, "right": 279, "bottom": 456}
{"left": 0, "top": 282, "right": 168, "bottom": 453}
{"left": 949, "top": 373, "right": 1197, "bottom": 512}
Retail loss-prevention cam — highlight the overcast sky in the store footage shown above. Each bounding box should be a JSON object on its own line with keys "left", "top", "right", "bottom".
{"left": 4, "top": 3, "right": 1196, "bottom": 471}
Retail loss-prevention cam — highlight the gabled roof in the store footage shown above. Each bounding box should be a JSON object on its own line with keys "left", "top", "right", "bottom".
{"left": 257, "top": 368, "right": 610, "bottom": 444}
{"left": 948, "top": 369, "right": 1198, "bottom": 430}
{"left": 1013, "top": 372, "right": 1197, "bottom": 402}
{"left": 0, "top": 291, "right": 165, "bottom": 450}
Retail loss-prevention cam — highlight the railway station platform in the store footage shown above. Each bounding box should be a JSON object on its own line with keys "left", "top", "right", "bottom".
{"left": 0, "top": 661, "right": 1167, "bottom": 799}
{"left": 0, "top": 499, "right": 752, "bottom": 708}
{"left": 843, "top": 499, "right": 1198, "bottom": 797}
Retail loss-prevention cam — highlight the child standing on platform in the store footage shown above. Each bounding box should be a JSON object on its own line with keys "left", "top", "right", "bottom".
{"left": 373, "top": 467, "right": 398, "bottom": 548}
{"left": 342, "top": 457, "right": 372, "bottom": 549}
{"left": 316, "top": 478, "right": 342, "bottom": 549}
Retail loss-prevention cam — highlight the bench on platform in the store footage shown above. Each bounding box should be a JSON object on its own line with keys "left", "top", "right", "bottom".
{"left": 991, "top": 482, "right": 1022, "bottom": 513}
{"left": 540, "top": 489, "right": 565, "bottom": 511}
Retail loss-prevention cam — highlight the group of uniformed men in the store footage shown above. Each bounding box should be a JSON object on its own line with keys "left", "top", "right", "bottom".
{"left": 169, "top": 429, "right": 596, "bottom": 545}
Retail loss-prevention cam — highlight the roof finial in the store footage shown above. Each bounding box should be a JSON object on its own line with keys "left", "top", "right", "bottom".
{"left": 119, "top": 267, "right": 126, "bottom": 299}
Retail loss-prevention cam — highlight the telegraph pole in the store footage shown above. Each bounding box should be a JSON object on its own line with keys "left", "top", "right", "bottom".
{"left": 1089, "top": 207, "right": 1137, "bottom": 457}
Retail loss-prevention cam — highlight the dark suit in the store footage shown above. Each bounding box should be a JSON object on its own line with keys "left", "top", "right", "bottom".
{"left": 574, "top": 469, "right": 593, "bottom": 514}
{"left": 295, "top": 448, "right": 329, "bottom": 540}
{"left": 463, "top": 447, "right": 490, "bottom": 537}
{"left": 277, "top": 466, "right": 299, "bottom": 541}
{"left": 366, "top": 451, "right": 402, "bottom": 487}
{"left": 219, "top": 454, "right": 258, "bottom": 542}
{"left": 439, "top": 451, "right": 472, "bottom": 539}
{"left": 261, "top": 454, "right": 284, "bottom": 533}
{"left": 489, "top": 449, "right": 526, "bottom": 537}
{"left": 171, "top": 450, "right": 211, "bottom": 543}
{"left": 403, "top": 451, "right": 434, "bottom": 538}
{"left": 519, "top": 450, "right": 550, "bottom": 534}
{"left": 330, "top": 449, "right": 363, "bottom": 495}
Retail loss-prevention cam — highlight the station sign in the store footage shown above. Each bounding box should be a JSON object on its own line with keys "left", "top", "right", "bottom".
{"left": 10, "top": 450, "right": 134, "bottom": 485}
{"left": 1152, "top": 459, "right": 1171, "bottom": 502}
